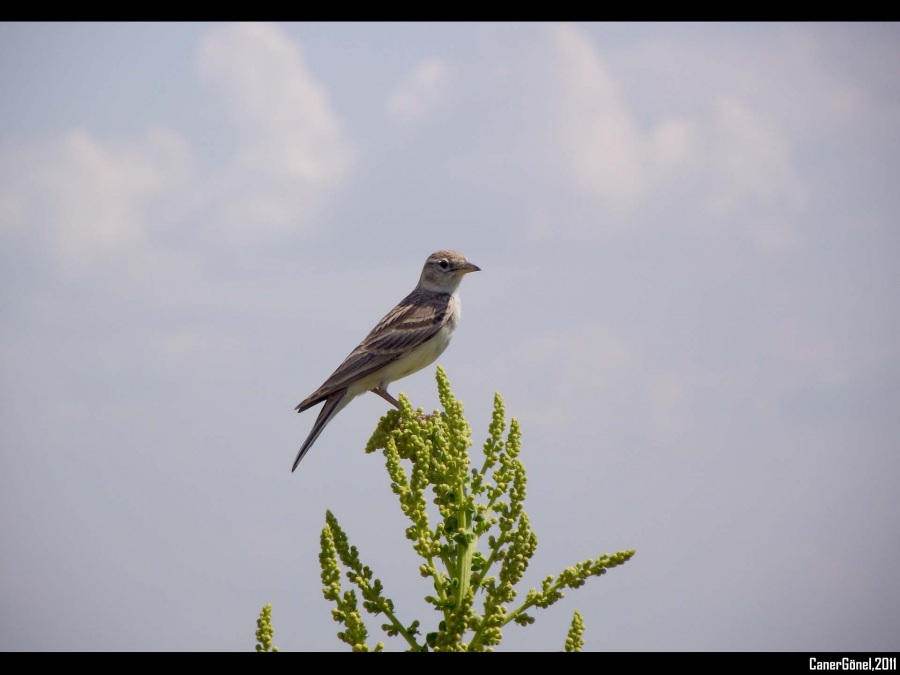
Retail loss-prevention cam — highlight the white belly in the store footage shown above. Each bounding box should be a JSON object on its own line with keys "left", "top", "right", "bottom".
{"left": 380, "top": 292, "right": 459, "bottom": 386}
{"left": 379, "top": 323, "right": 454, "bottom": 385}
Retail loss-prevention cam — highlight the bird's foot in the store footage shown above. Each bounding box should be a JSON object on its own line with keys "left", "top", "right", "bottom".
{"left": 371, "top": 387, "right": 402, "bottom": 409}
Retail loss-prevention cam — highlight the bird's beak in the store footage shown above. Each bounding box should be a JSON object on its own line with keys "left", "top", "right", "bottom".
{"left": 459, "top": 261, "right": 481, "bottom": 274}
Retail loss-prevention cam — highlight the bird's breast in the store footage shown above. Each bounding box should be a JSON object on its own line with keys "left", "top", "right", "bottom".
{"left": 378, "top": 294, "right": 459, "bottom": 386}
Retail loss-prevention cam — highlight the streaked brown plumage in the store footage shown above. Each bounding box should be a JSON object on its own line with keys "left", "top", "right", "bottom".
{"left": 292, "top": 250, "right": 480, "bottom": 471}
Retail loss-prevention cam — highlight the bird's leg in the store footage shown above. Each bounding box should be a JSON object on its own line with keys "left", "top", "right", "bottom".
{"left": 371, "top": 387, "right": 401, "bottom": 409}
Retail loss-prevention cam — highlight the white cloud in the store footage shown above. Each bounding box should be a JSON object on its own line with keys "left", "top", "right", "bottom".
{"left": 704, "top": 97, "right": 806, "bottom": 217}
{"left": 196, "top": 22, "right": 352, "bottom": 240}
{"left": 387, "top": 59, "right": 455, "bottom": 123}
{"left": 541, "top": 23, "right": 651, "bottom": 217}
{"left": 517, "top": 24, "right": 809, "bottom": 246}
{"left": 624, "top": 25, "right": 872, "bottom": 137}
{"left": 0, "top": 126, "right": 192, "bottom": 274}
{"left": 0, "top": 23, "right": 352, "bottom": 279}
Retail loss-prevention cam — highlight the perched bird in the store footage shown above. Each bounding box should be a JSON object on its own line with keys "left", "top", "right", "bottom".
{"left": 292, "top": 250, "right": 480, "bottom": 471}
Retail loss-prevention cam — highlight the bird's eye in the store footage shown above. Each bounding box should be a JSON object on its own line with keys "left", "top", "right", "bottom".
{"left": 439, "top": 259, "right": 450, "bottom": 269}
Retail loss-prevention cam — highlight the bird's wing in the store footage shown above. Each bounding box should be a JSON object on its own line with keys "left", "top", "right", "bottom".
{"left": 295, "top": 289, "right": 451, "bottom": 412}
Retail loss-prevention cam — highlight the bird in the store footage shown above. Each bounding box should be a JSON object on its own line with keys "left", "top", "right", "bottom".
{"left": 292, "top": 250, "right": 481, "bottom": 471}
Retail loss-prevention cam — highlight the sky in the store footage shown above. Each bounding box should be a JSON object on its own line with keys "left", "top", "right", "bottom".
{"left": 1, "top": 22, "right": 898, "bottom": 652}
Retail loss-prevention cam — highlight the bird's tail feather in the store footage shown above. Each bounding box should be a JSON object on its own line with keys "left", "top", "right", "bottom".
{"left": 292, "top": 390, "right": 347, "bottom": 472}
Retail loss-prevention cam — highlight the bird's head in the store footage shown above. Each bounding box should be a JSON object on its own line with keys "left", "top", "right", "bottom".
{"left": 419, "top": 250, "right": 480, "bottom": 292}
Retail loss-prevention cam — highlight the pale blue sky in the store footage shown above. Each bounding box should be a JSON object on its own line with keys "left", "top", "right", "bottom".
{"left": 1, "top": 22, "right": 898, "bottom": 651}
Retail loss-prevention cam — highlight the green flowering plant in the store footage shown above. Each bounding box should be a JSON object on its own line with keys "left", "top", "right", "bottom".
{"left": 254, "top": 604, "right": 278, "bottom": 652}
{"left": 257, "top": 366, "right": 634, "bottom": 651}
